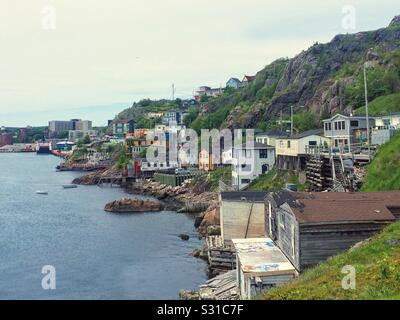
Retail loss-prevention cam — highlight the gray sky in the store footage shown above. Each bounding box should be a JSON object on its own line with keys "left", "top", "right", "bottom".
{"left": 0, "top": 0, "right": 399, "bottom": 127}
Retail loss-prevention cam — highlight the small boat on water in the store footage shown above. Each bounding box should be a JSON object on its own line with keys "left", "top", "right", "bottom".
{"left": 62, "top": 185, "right": 78, "bottom": 189}
{"left": 36, "top": 191, "right": 48, "bottom": 195}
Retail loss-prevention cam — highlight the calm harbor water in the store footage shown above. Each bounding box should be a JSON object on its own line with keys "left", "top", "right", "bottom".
{"left": 0, "top": 153, "right": 207, "bottom": 299}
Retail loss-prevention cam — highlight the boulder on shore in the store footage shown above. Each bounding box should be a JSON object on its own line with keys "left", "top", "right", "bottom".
{"left": 198, "top": 206, "right": 220, "bottom": 236}
{"left": 104, "top": 198, "right": 163, "bottom": 213}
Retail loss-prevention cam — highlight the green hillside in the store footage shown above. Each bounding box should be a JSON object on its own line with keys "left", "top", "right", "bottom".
{"left": 354, "top": 93, "right": 400, "bottom": 116}
{"left": 248, "top": 169, "right": 308, "bottom": 191}
{"left": 361, "top": 132, "right": 400, "bottom": 191}
{"left": 262, "top": 221, "right": 400, "bottom": 300}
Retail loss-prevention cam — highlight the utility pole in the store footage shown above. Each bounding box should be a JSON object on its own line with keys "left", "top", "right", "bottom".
{"left": 172, "top": 83, "right": 175, "bottom": 101}
{"left": 290, "top": 106, "right": 294, "bottom": 136}
{"left": 363, "top": 66, "right": 371, "bottom": 162}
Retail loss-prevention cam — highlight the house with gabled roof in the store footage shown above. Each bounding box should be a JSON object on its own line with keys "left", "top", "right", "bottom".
{"left": 275, "top": 129, "right": 330, "bottom": 170}
{"left": 265, "top": 191, "right": 400, "bottom": 271}
{"left": 242, "top": 75, "right": 256, "bottom": 85}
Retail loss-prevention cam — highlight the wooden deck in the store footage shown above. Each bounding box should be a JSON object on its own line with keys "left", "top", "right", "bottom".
{"left": 198, "top": 270, "right": 239, "bottom": 300}
{"left": 206, "top": 236, "right": 236, "bottom": 272}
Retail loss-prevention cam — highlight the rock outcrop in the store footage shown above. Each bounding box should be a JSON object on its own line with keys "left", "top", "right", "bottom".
{"left": 197, "top": 206, "right": 220, "bottom": 236}
{"left": 104, "top": 198, "right": 163, "bottom": 213}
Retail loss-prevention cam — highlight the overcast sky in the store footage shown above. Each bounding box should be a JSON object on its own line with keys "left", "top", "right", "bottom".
{"left": 0, "top": 0, "right": 399, "bottom": 127}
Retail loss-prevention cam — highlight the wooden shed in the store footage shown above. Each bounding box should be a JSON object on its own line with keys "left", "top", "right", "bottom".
{"left": 232, "top": 238, "right": 297, "bottom": 299}
{"left": 265, "top": 191, "right": 400, "bottom": 272}
{"left": 220, "top": 192, "right": 267, "bottom": 247}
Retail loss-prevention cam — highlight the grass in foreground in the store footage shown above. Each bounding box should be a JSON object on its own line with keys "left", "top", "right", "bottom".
{"left": 361, "top": 132, "right": 400, "bottom": 191}
{"left": 261, "top": 221, "right": 400, "bottom": 300}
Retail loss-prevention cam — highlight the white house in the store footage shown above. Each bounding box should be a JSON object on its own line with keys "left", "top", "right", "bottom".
{"left": 232, "top": 142, "right": 275, "bottom": 190}
{"left": 374, "top": 112, "right": 400, "bottom": 129}
{"left": 322, "top": 114, "right": 375, "bottom": 151}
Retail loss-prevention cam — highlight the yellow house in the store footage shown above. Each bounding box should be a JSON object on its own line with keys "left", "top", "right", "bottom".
{"left": 199, "top": 148, "right": 215, "bottom": 171}
{"left": 275, "top": 129, "right": 330, "bottom": 170}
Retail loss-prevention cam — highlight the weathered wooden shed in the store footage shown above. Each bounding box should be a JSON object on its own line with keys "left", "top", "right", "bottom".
{"left": 232, "top": 238, "right": 297, "bottom": 299}
{"left": 265, "top": 191, "right": 400, "bottom": 272}
{"left": 219, "top": 192, "right": 267, "bottom": 247}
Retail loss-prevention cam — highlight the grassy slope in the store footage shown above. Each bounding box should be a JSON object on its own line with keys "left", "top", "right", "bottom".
{"left": 361, "top": 132, "right": 400, "bottom": 191}
{"left": 261, "top": 134, "right": 400, "bottom": 300}
{"left": 262, "top": 221, "right": 400, "bottom": 300}
{"left": 207, "top": 166, "right": 232, "bottom": 190}
{"left": 354, "top": 93, "right": 400, "bottom": 116}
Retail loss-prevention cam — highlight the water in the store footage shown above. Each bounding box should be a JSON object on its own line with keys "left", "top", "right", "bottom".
{"left": 0, "top": 153, "right": 207, "bottom": 299}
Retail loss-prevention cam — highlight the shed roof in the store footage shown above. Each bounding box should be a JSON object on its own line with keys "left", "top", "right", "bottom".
{"left": 289, "top": 129, "right": 324, "bottom": 139}
{"left": 255, "top": 129, "right": 290, "bottom": 138}
{"left": 268, "top": 191, "right": 400, "bottom": 224}
{"left": 232, "top": 238, "right": 296, "bottom": 275}
{"left": 233, "top": 142, "right": 274, "bottom": 149}
{"left": 221, "top": 191, "right": 267, "bottom": 202}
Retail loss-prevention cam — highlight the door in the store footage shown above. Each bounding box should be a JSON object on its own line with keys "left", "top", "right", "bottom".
{"left": 262, "top": 164, "right": 269, "bottom": 174}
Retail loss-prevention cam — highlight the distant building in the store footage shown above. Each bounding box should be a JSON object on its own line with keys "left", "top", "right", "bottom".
{"left": 146, "top": 112, "right": 164, "bottom": 119}
{"left": 199, "top": 148, "right": 215, "bottom": 171}
{"left": 195, "top": 86, "right": 224, "bottom": 101}
{"left": 112, "top": 119, "right": 135, "bottom": 138}
{"left": 0, "top": 132, "right": 13, "bottom": 147}
{"left": 226, "top": 78, "right": 242, "bottom": 89}
{"left": 232, "top": 142, "right": 275, "bottom": 190}
{"left": 241, "top": 75, "right": 256, "bottom": 86}
{"left": 162, "top": 111, "right": 184, "bottom": 126}
{"left": 68, "top": 130, "right": 98, "bottom": 142}
{"left": 49, "top": 120, "right": 74, "bottom": 133}
{"left": 49, "top": 119, "right": 92, "bottom": 136}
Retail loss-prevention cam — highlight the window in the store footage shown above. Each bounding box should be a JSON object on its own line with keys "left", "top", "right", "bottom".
{"left": 291, "top": 225, "right": 296, "bottom": 259}
{"left": 279, "top": 212, "right": 286, "bottom": 229}
{"left": 309, "top": 141, "right": 317, "bottom": 146}
{"left": 287, "top": 141, "right": 291, "bottom": 148}
{"left": 259, "top": 149, "right": 268, "bottom": 159}
{"left": 241, "top": 179, "right": 251, "bottom": 184}
{"left": 342, "top": 121, "right": 346, "bottom": 130}
{"left": 334, "top": 122, "right": 338, "bottom": 130}
{"left": 350, "top": 120, "right": 359, "bottom": 127}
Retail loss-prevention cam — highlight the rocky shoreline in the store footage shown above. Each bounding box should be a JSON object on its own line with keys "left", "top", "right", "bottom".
{"left": 71, "top": 169, "right": 220, "bottom": 237}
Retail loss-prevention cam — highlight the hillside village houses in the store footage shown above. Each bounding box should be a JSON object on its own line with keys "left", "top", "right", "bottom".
{"left": 232, "top": 142, "right": 275, "bottom": 190}
{"left": 118, "top": 101, "right": 400, "bottom": 188}
{"left": 241, "top": 75, "right": 256, "bottom": 86}
{"left": 226, "top": 78, "right": 242, "bottom": 89}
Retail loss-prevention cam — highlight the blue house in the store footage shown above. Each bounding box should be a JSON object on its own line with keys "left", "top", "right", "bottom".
{"left": 226, "top": 77, "right": 242, "bottom": 89}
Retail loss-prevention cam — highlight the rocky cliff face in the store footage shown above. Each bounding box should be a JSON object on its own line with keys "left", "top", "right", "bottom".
{"left": 268, "top": 17, "right": 400, "bottom": 118}
{"left": 200, "top": 15, "right": 400, "bottom": 128}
